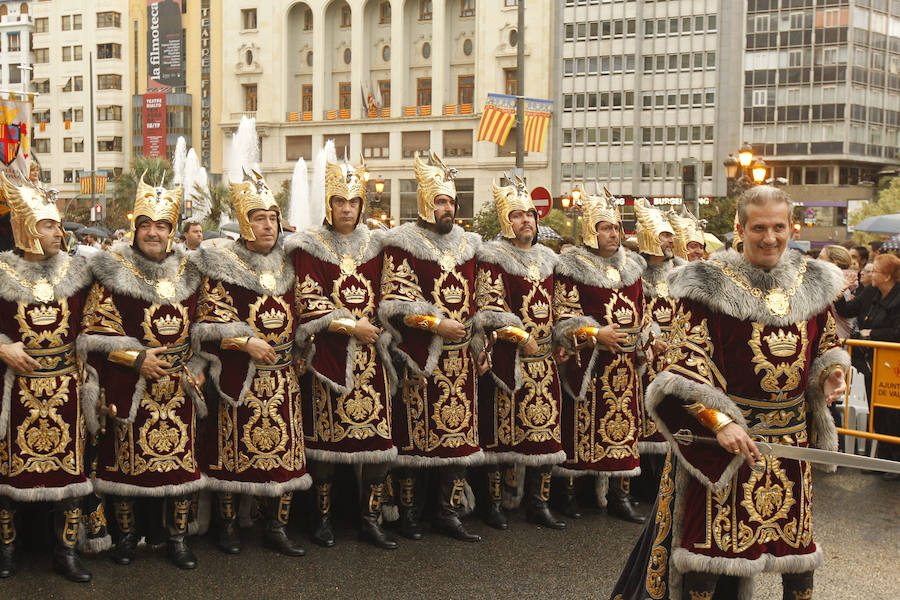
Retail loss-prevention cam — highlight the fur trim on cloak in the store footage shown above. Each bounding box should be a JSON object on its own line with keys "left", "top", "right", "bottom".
{"left": 554, "top": 245, "right": 645, "bottom": 289}
{"left": 203, "top": 473, "right": 312, "bottom": 497}
{"left": 93, "top": 474, "right": 208, "bottom": 499}
{"left": 0, "top": 251, "right": 92, "bottom": 305}
{"left": 0, "top": 480, "right": 94, "bottom": 503}
{"left": 191, "top": 320, "right": 257, "bottom": 407}
{"left": 642, "top": 256, "right": 685, "bottom": 299}
{"left": 189, "top": 238, "right": 295, "bottom": 297}
{"left": 380, "top": 221, "right": 480, "bottom": 266}
{"left": 89, "top": 242, "right": 201, "bottom": 305}
{"left": 472, "top": 309, "right": 524, "bottom": 394}
{"left": 475, "top": 240, "right": 557, "bottom": 282}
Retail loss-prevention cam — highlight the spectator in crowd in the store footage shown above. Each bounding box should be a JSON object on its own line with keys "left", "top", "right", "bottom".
{"left": 181, "top": 220, "right": 203, "bottom": 251}
{"left": 851, "top": 245, "right": 869, "bottom": 272}
{"left": 859, "top": 261, "right": 875, "bottom": 290}
{"left": 559, "top": 236, "right": 577, "bottom": 253}
{"left": 868, "top": 240, "right": 883, "bottom": 257}
{"left": 818, "top": 245, "right": 858, "bottom": 338}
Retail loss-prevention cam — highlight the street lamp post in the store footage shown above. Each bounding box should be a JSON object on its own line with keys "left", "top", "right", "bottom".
{"left": 723, "top": 142, "right": 768, "bottom": 197}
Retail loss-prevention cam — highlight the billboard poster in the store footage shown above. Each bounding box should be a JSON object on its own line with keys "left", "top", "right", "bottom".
{"left": 147, "top": 0, "right": 185, "bottom": 89}
{"left": 142, "top": 92, "right": 167, "bottom": 157}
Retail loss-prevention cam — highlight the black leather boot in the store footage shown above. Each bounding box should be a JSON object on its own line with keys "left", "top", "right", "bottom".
{"left": 607, "top": 477, "right": 646, "bottom": 524}
{"left": 433, "top": 467, "right": 481, "bottom": 542}
{"left": 525, "top": 466, "right": 566, "bottom": 530}
{"left": 484, "top": 466, "right": 508, "bottom": 530}
{"left": 263, "top": 493, "right": 305, "bottom": 556}
{"left": 0, "top": 497, "right": 16, "bottom": 578}
{"left": 310, "top": 481, "right": 335, "bottom": 548}
{"left": 782, "top": 570, "right": 814, "bottom": 600}
{"left": 216, "top": 492, "right": 241, "bottom": 554}
{"left": 112, "top": 498, "right": 139, "bottom": 565}
{"left": 557, "top": 476, "right": 582, "bottom": 519}
{"left": 52, "top": 498, "right": 91, "bottom": 583}
{"left": 396, "top": 470, "right": 423, "bottom": 540}
{"left": 683, "top": 571, "right": 719, "bottom": 598}
{"left": 360, "top": 478, "right": 398, "bottom": 550}
{"left": 166, "top": 497, "right": 197, "bottom": 570}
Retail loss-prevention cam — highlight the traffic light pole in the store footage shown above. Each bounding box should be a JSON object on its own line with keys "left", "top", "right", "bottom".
{"left": 89, "top": 52, "right": 97, "bottom": 223}
{"left": 515, "top": 0, "right": 525, "bottom": 175}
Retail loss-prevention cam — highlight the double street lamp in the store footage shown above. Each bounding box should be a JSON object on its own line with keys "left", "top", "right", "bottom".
{"left": 560, "top": 189, "right": 582, "bottom": 238}
{"left": 723, "top": 142, "right": 767, "bottom": 196}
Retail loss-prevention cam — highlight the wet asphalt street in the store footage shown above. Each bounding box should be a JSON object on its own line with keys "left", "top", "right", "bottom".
{"left": 1, "top": 468, "right": 897, "bottom": 600}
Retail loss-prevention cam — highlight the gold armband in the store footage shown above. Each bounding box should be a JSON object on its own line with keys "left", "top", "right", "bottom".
{"left": 494, "top": 326, "right": 531, "bottom": 346}
{"left": 328, "top": 317, "right": 357, "bottom": 336}
{"left": 685, "top": 402, "right": 734, "bottom": 434}
{"left": 221, "top": 336, "right": 250, "bottom": 352}
{"left": 108, "top": 350, "right": 141, "bottom": 368}
{"left": 573, "top": 326, "right": 600, "bottom": 341}
{"left": 816, "top": 363, "right": 844, "bottom": 388}
{"left": 403, "top": 314, "right": 442, "bottom": 332}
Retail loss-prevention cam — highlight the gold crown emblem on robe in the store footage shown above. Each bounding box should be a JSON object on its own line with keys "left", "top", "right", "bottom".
{"left": 653, "top": 306, "right": 672, "bottom": 323}
{"left": 493, "top": 174, "right": 536, "bottom": 239}
{"left": 580, "top": 188, "right": 622, "bottom": 250}
{"left": 132, "top": 172, "right": 182, "bottom": 253}
{"left": 28, "top": 305, "right": 60, "bottom": 326}
{"left": 669, "top": 209, "right": 707, "bottom": 260}
{"left": 153, "top": 314, "right": 183, "bottom": 336}
{"left": 229, "top": 169, "right": 280, "bottom": 241}
{"left": 764, "top": 329, "right": 799, "bottom": 357}
{"left": 414, "top": 153, "right": 457, "bottom": 223}
{"left": 325, "top": 159, "right": 368, "bottom": 226}
{"left": 442, "top": 284, "right": 464, "bottom": 304}
{"left": 0, "top": 172, "right": 64, "bottom": 255}
{"left": 613, "top": 306, "right": 634, "bottom": 325}
{"left": 341, "top": 284, "right": 367, "bottom": 304}
{"left": 634, "top": 199, "right": 675, "bottom": 257}
{"left": 260, "top": 308, "right": 286, "bottom": 329}
{"left": 530, "top": 301, "right": 550, "bottom": 320}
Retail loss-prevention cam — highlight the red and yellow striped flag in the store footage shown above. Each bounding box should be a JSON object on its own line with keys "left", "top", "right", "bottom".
{"left": 476, "top": 93, "right": 516, "bottom": 145}
{"left": 523, "top": 98, "right": 553, "bottom": 153}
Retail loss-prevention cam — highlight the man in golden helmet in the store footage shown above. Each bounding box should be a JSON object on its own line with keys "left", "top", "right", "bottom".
{"left": 0, "top": 173, "right": 95, "bottom": 582}
{"left": 130, "top": 171, "right": 182, "bottom": 253}
{"left": 551, "top": 188, "right": 651, "bottom": 524}
{"left": 669, "top": 208, "right": 707, "bottom": 262}
{"left": 228, "top": 169, "right": 281, "bottom": 242}
{"left": 323, "top": 159, "right": 368, "bottom": 228}
{"left": 378, "top": 152, "right": 484, "bottom": 542}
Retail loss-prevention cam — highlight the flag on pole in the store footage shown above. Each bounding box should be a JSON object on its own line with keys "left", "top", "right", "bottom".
{"left": 523, "top": 98, "right": 553, "bottom": 153}
{"left": 476, "top": 93, "right": 516, "bottom": 145}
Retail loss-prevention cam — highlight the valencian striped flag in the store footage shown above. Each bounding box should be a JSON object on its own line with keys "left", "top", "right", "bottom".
{"left": 476, "top": 93, "right": 553, "bottom": 152}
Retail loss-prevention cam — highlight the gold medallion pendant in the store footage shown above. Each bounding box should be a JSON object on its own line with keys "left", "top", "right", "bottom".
{"left": 440, "top": 253, "right": 456, "bottom": 272}
{"left": 656, "top": 280, "right": 669, "bottom": 298}
{"left": 527, "top": 263, "right": 541, "bottom": 283}
{"left": 339, "top": 254, "right": 357, "bottom": 276}
{"left": 32, "top": 278, "right": 54, "bottom": 304}
{"left": 155, "top": 279, "right": 176, "bottom": 300}
{"left": 259, "top": 271, "right": 277, "bottom": 292}
{"left": 605, "top": 266, "right": 621, "bottom": 283}
{"left": 765, "top": 289, "right": 790, "bottom": 317}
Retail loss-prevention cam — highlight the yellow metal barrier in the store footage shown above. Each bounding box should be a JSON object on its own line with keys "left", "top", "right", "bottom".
{"left": 838, "top": 338, "right": 900, "bottom": 446}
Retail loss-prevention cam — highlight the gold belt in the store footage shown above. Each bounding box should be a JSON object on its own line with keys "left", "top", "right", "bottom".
{"left": 729, "top": 393, "right": 807, "bottom": 437}
{"left": 156, "top": 342, "right": 192, "bottom": 374}
{"left": 441, "top": 318, "right": 474, "bottom": 350}
{"left": 24, "top": 342, "right": 78, "bottom": 376}
{"left": 256, "top": 340, "right": 294, "bottom": 370}
{"left": 523, "top": 334, "right": 554, "bottom": 362}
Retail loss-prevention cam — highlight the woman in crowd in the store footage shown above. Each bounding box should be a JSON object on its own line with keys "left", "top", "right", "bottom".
{"left": 818, "top": 244, "right": 858, "bottom": 338}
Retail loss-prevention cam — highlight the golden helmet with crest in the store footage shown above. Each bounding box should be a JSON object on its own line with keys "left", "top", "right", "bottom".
{"left": 580, "top": 187, "right": 622, "bottom": 249}
{"left": 634, "top": 198, "right": 675, "bottom": 257}
{"left": 414, "top": 152, "right": 457, "bottom": 223}
{"left": 0, "top": 172, "right": 64, "bottom": 255}
{"left": 229, "top": 169, "right": 279, "bottom": 241}
{"left": 669, "top": 208, "right": 706, "bottom": 259}
{"left": 324, "top": 158, "right": 367, "bottom": 226}
{"left": 493, "top": 173, "right": 536, "bottom": 239}
{"left": 132, "top": 171, "right": 182, "bottom": 252}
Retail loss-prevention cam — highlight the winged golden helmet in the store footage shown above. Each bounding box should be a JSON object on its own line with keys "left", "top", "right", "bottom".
{"left": 493, "top": 173, "right": 536, "bottom": 239}
{"left": 0, "top": 172, "right": 64, "bottom": 255}
{"left": 580, "top": 187, "right": 622, "bottom": 249}
{"left": 414, "top": 152, "right": 457, "bottom": 223}
{"left": 228, "top": 169, "right": 279, "bottom": 241}
{"left": 669, "top": 208, "right": 707, "bottom": 260}
{"left": 732, "top": 212, "right": 743, "bottom": 250}
{"left": 324, "top": 158, "right": 368, "bottom": 226}
{"left": 634, "top": 198, "right": 675, "bottom": 257}
{"left": 131, "top": 171, "right": 182, "bottom": 253}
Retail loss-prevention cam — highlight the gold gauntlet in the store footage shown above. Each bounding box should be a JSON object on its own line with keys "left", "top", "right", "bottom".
{"left": 685, "top": 403, "right": 734, "bottom": 434}
{"left": 108, "top": 350, "right": 142, "bottom": 368}
{"left": 817, "top": 363, "right": 844, "bottom": 388}
{"left": 494, "top": 326, "right": 532, "bottom": 347}
{"left": 573, "top": 326, "right": 600, "bottom": 341}
{"left": 328, "top": 317, "right": 357, "bottom": 336}
{"left": 221, "top": 336, "right": 250, "bottom": 351}
{"left": 404, "top": 314, "right": 442, "bottom": 332}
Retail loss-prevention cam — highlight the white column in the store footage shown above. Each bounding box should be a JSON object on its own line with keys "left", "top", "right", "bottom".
{"left": 390, "top": 0, "right": 405, "bottom": 116}
{"left": 312, "top": 4, "right": 327, "bottom": 120}
{"left": 431, "top": 0, "right": 447, "bottom": 112}
{"left": 350, "top": 0, "right": 365, "bottom": 117}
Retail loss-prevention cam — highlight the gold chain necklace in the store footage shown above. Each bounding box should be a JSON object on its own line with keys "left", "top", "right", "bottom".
{"left": 576, "top": 253, "right": 621, "bottom": 284}
{"left": 310, "top": 230, "right": 371, "bottom": 276}
{"left": 111, "top": 252, "right": 188, "bottom": 300}
{"left": 496, "top": 245, "right": 542, "bottom": 283}
{"left": 711, "top": 259, "right": 807, "bottom": 317}
{"left": 416, "top": 230, "right": 467, "bottom": 272}
{"left": 0, "top": 256, "right": 71, "bottom": 304}
{"left": 221, "top": 247, "right": 284, "bottom": 292}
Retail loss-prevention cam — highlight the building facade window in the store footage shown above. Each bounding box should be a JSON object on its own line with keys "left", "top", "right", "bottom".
{"left": 97, "top": 74, "right": 121, "bottom": 89}
{"left": 339, "top": 82, "right": 352, "bottom": 110}
{"left": 504, "top": 68, "right": 517, "bottom": 95}
{"left": 98, "top": 137, "right": 123, "bottom": 152}
{"left": 97, "top": 43, "right": 121, "bottom": 59}
{"left": 7, "top": 33, "right": 20, "bottom": 52}
{"left": 378, "top": 80, "right": 391, "bottom": 107}
{"left": 420, "top": 0, "right": 432, "bottom": 21}
{"left": 244, "top": 84, "right": 257, "bottom": 112}
{"left": 63, "top": 77, "right": 83, "bottom": 92}
{"left": 97, "top": 106, "right": 122, "bottom": 121}
{"left": 379, "top": 2, "right": 391, "bottom": 24}
{"left": 341, "top": 5, "right": 351, "bottom": 28}
{"left": 416, "top": 78, "right": 431, "bottom": 106}
{"left": 460, "top": 0, "right": 475, "bottom": 17}
{"left": 301, "top": 85, "right": 313, "bottom": 112}
{"left": 241, "top": 8, "right": 257, "bottom": 30}
{"left": 97, "top": 11, "right": 121, "bottom": 28}
{"left": 34, "top": 48, "right": 49, "bottom": 63}
{"left": 458, "top": 75, "right": 474, "bottom": 105}
{"left": 304, "top": 8, "right": 313, "bottom": 30}
{"left": 34, "top": 17, "right": 48, "bottom": 33}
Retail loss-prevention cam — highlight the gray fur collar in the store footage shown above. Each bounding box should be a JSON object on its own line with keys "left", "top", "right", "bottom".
{"left": 669, "top": 249, "right": 843, "bottom": 326}
{"left": 476, "top": 240, "right": 557, "bottom": 281}
{"left": 90, "top": 242, "right": 200, "bottom": 304}
{"left": 554, "top": 246, "right": 645, "bottom": 288}
{"left": 191, "top": 238, "right": 295, "bottom": 296}
{"left": 0, "top": 251, "right": 92, "bottom": 304}
{"left": 381, "top": 222, "right": 480, "bottom": 266}
{"left": 643, "top": 257, "right": 685, "bottom": 298}
{"left": 284, "top": 225, "right": 382, "bottom": 267}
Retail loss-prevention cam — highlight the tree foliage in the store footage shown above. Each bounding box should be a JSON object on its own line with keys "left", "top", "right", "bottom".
{"left": 698, "top": 196, "right": 737, "bottom": 238}
{"left": 541, "top": 208, "right": 580, "bottom": 241}
{"left": 472, "top": 199, "right": 500, "bottom": 240}
{"left": 850, "top": 176, "right": 900, "bottom": 244}
{"left": 198, "top": 181, "right": 232, "bottom": 231}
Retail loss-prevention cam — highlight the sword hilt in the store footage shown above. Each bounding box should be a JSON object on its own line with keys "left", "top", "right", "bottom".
{"left": 97, "top": 391, "right": 117, "bottom": 436}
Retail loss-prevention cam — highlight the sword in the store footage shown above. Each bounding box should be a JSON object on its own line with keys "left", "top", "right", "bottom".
{"left": 181, "top": 367, "right": 206, "bottom": 404}
{"left": 482, "top": 330, "right": 498, "bottom": 370}
{"left": 673, "top": 429, "right": 900, "bottom": 475}
{"left": 96, "top": 390, "right": 117, "bottom": 436}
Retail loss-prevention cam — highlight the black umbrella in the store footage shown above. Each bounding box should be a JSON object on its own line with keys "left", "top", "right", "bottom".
{"left": 79, "top": 226, "right": 107, "bottom": 238}
{"left": 63, "top": 221, "right": 85, "bottom": 232}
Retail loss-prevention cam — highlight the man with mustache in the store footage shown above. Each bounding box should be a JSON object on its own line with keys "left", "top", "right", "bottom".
{"left": 669, "top": 209, "right": 707, "bottom": 263}
{"left": 80, "top": 176, "right": 207, "bottom": 570}
{"left": 472, "top": 176, "right": 566, "bottom": 531}
{"left": 191, "top": 170, "right": 309, "bottom": 557}
{"left": 0, "top": 174, "right": 95, "bottom": 582}
{"left": 611, "top": 185, "right": 848, "bottom": 600}
{"left": 379, "top": 153, "right": 483, "bottom": 542}
{"left": 552, "top": 191, "right": 651, "bottom": 523}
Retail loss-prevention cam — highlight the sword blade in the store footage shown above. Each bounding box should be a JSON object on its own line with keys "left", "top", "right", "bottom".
{"left": 756, "top": 441, "right": 900, "bottom": 475}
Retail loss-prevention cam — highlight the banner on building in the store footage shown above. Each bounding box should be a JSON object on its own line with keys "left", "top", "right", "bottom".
{"left": 79, "top": 170, "right": 108, "bottom": 195}
{"left": 476, "top": 93, "right": 554, "bottom": 152}
{"left": 147, "top": 0, "right": 185, "bottom": 89}
{"left": 0, "top": 92, "right": 32, "bottom": 177}
{"left": 142, "top": 92, "right": 167, "bottom": 157}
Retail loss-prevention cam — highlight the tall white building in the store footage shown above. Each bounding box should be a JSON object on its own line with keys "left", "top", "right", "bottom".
{"left": 219, "top": 0, "right": 556, "bottom": 226}
{"left": 31, "top": 0, "right": 131, "bottom": 202}
{"left": 0, "top": 2, "right": 33, "bottom": 97}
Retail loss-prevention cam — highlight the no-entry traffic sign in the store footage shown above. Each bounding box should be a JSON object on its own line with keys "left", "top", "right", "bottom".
{"left": 531, "top": 186, "right": 551, "bottom": 218}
